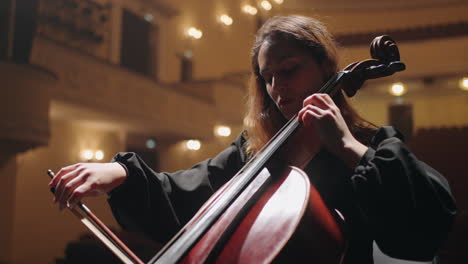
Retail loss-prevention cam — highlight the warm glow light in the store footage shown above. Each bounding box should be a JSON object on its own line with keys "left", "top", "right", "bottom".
{"left": 261, "top": 1, "right": 272, "bottom": 10}
{"left": 460, "top": 77, "right": 468, "bottom": 91}
{"left": 215, "top": 126, "right": 231, "bottom": 137}
{"left": 95, "top": 150, "right": 104, "bottom": 161}
{"left": 186, "top": 140, "right": 201, "bottom": 150}
{"left": 183, "top": 50, "right": 193, "bottom": 59}
{"left": 144, "top": 13, "right": 153, "bottom": 22}
{"left": 187, "top": 27, "right": 203, "bottom": 39}
{"left": 146, "top": 139, "right": 157, "bottom": 149}
{"left": 273, "top": 0, "right": 284, "bottom": 4}
{"left": 219, "top": 14, "right": 233, "bottom": 26}
{"left": 82, "top": 150, "right": 93, "bottom": 161}
{"left": 389, "top": 82, "right": 406, "bottom": 96}
{"left": 242, "top": 5, "right": 258, "bottom": 15}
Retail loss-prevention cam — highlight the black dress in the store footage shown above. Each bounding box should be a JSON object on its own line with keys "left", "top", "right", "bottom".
{"left": 108, "top": 126, "right": 456, "bottom": 263}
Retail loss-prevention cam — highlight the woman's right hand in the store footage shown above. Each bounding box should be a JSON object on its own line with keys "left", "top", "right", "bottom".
{"left": 48, "top": 162, "right": 128, "bottom": 210}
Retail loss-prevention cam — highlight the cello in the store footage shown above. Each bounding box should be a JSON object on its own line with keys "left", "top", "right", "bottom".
{"left": 48, "top": 35, "right": 405, "bottom": 263}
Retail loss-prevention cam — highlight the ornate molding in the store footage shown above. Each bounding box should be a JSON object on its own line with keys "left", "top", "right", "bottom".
{"left": 37, "top": 0, "right": 112, "bottom": 59}
{"left": 336, "top": 21, "right": 468, "bottom": 46}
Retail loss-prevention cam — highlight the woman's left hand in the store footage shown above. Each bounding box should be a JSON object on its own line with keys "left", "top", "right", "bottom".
{"left": 298, "top": 93, "right": 368, "bottom": 167}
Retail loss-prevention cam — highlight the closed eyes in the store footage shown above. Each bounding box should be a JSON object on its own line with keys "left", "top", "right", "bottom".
{"left": 261, "top": 64, "right": 298, "bottom": 85}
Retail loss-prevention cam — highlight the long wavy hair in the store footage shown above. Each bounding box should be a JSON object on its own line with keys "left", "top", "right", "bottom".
{"left": 244, "top": 15, "right": 375, "bottom": 155}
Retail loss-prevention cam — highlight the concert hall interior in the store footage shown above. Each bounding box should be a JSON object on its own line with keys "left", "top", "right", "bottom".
{"left": 1, "top": 0, "right": 467, "bottom": 263}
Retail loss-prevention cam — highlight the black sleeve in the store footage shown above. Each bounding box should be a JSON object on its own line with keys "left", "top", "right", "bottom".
{"left": 107, "top": 133, "right": 247, "bottom": 243}
{"left": 351, "top": 126, "right": 456, "bottom": 261}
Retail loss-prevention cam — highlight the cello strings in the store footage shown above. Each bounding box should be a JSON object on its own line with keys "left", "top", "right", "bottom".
{"left": 151, "top": 71, "right": 347, "bottom": 263}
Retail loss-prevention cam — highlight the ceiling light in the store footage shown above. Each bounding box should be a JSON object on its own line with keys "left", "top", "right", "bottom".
{"left": 389, "top": 82, "right": 407, "bottom": 96}
{"left": 215, "top": 126, "right": 231, "bottom": 137}
{"left": 242, "top": 5, "right": 258, "bottom": 15}
{"left": 146, "top": 139, "right": 157, "bottom": 149}
{"left": 81, "top": 150, "right": 93, "bottom": 161}
{"left": 95, "top": 150, "right": 104, "bottom": 161}
{"left": 261, "top": 1, "right": 272, "bottom": 11}
{"left": 219, "top": 14, "right": 233, "bottom": 26}
{"left": 460, "top": 77, "right": 468, "bottom": 91}
{"left": 144, "top": 13, "right": 153, "bottom": 22}
{"left": 187, "top": 27, "right": 203, "bottom": 39}
{"left": 186, "top": 140, "right": 201, "bottom": 150}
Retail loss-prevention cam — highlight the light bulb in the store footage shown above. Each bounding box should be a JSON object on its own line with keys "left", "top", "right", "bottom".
{"left": 242, "top": 5, "right": 258, "bottom": 15}
{"left": 215, "top": 126, "right": 231, "bottom": 137}
{"left": 82, "top": 150, "right": 93, "bottom": 161}
{"left": 187, "top": 27, "right": 203, "bottom": 39}
{"left": 261, "top": 1, "right": 272, "bottom": 11}
{"left": 95, "top": 150, "right": 104, "bottom": 161}
{"left": 146, "top": 139, "right": 157, "bottom": 149}
{"left": 220, "top": 14, "right": 233, "bottom": 26}
{"left": 186, "top": 140, "right": 201, "bottom": 150}
{"left": 389, "top": 82, "right": 406, "bottom": 96}
{"left": 460, "top": 77, "right": 468, "bottom": 91}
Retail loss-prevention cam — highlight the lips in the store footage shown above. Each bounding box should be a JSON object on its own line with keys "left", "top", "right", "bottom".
{"left": 278, "top": 98, "right": 294, "bottom": 107}
{"left": 277, "top": 98, "right": 297, "bottom": 119}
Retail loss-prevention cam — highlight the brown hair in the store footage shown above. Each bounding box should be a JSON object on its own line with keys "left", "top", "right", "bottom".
{"left": 244, "top": 15, "right": 375, "bottom": 155}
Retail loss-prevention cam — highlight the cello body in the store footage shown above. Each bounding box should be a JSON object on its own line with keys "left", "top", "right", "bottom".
{"left": 180, "top": 166, "right": 346, "bottom": 263}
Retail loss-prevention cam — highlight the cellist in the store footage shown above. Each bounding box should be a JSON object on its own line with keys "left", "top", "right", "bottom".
{"left": 49, "top": 15, "right": 456, "bottom": 263}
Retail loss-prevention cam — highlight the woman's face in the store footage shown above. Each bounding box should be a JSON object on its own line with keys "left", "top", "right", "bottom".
{"left": 258, "top": 36, "right": 326, "bottom": 120}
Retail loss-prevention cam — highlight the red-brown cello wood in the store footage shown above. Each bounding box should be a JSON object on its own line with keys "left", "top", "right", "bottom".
{"left": 149, "top": 35, "right": 406, "bottom": 264}
{"left": 182, "top": 166, "right": 346, "bottom": 263}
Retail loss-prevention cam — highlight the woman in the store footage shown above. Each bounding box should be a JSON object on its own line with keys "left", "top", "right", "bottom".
{"left": 49, "top": 15, "right": 456, "bottom": 263}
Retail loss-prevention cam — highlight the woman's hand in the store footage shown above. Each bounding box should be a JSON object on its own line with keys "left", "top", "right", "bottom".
{"left": 48, "top": 162, "right": 127, "bottom": 210}
{"left": 298, "top": 93, "right": 368, "bottom": 167}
